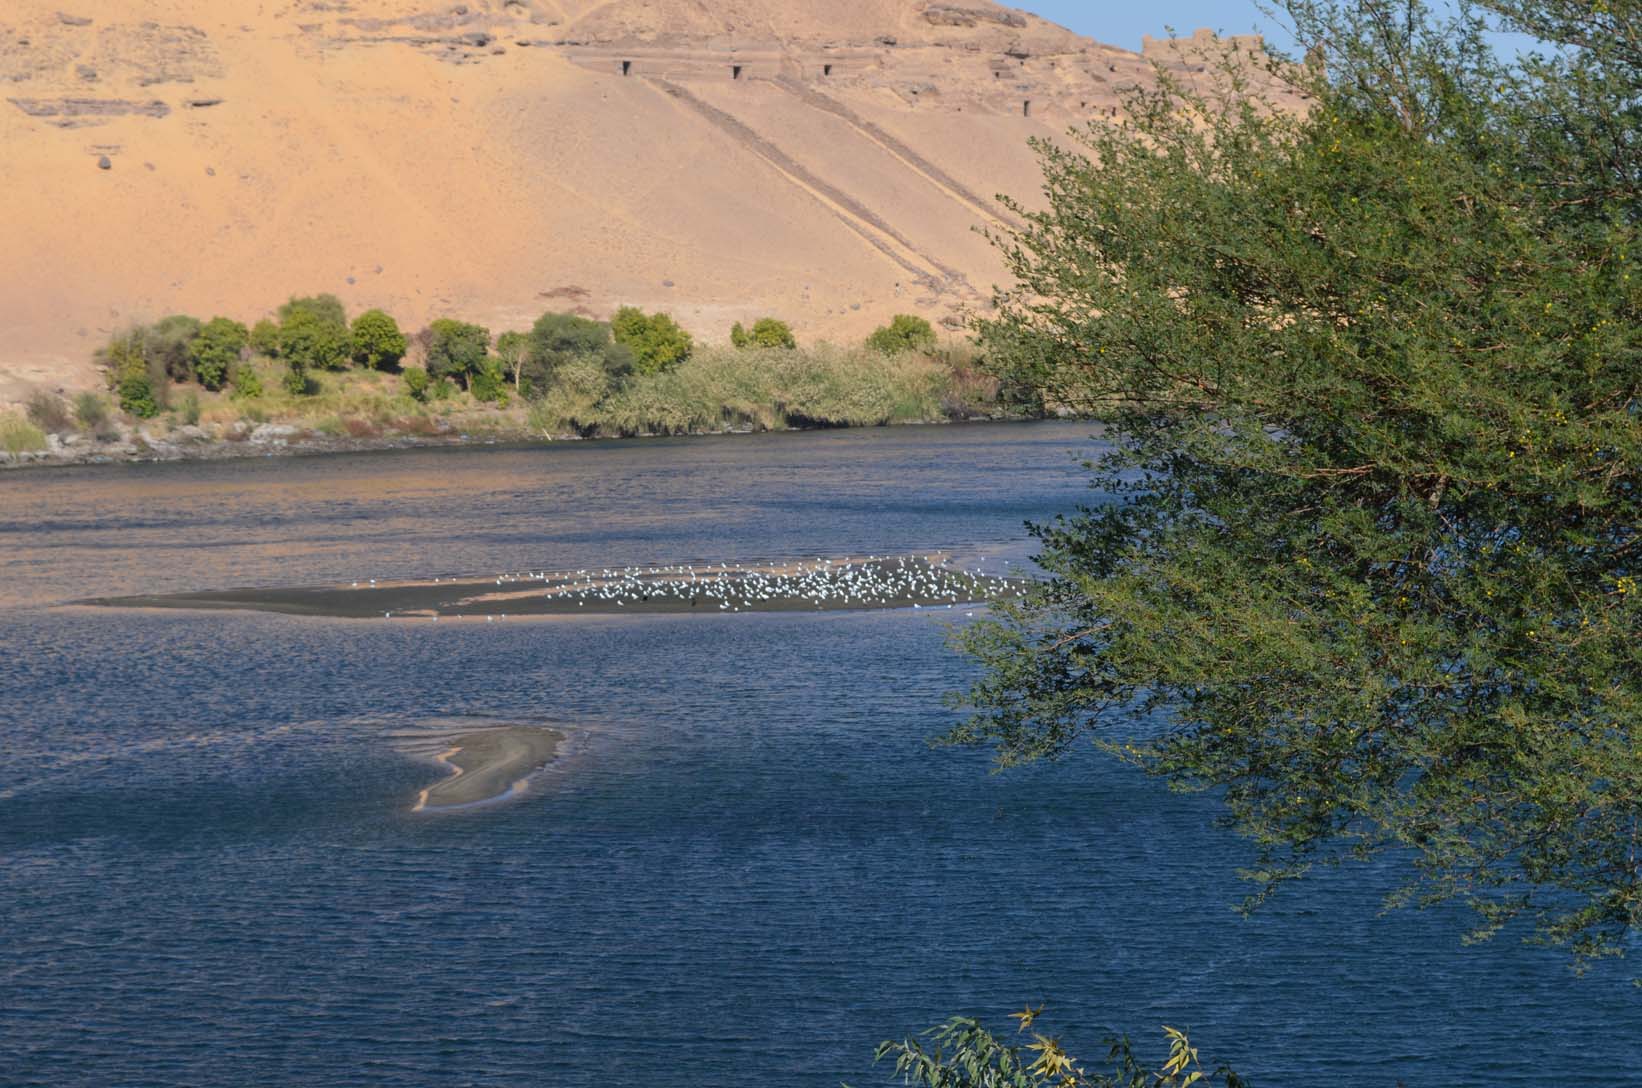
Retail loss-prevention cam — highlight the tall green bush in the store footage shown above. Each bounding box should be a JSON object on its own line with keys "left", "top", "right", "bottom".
{"left": 865, "top": 313, "right": 936, "bottom": 356}
{"left": 99, "top": 330, "right": 164, "bottom": 418}
{"left": 278, "top": 294, "right": 347, "bottom": 327}
{"left": 401, "top": 366, "right": 431, "bottom": 402}
{"left": 731, "top": 317, "right": 796, "bottom": 350}
{"left": 277, "top": 307, "right": 351, "bottom": 372}
{"left": 350, "top": 309, "right": 407, "bottom": 370}
{"left": 189, "top": 317, "right": 249, "bottom": 391}
{"left": 611, "top": 306, "right": 693, "bottom": 375}
{"left": 249, "top": 318, "right": 280, "bottom": 357}
{"left": 469, "top": 358, "right": 510, "bottom": 405}
{"left": 230, "top": 361, "right": 263, "bottom": 400}
{"left": 423, "top": 319, "right": 491, "bottom": 390}
{"left": 145, "top": 315, "right": 204, "bottom": 382}
{"left": 281, "top": 360, "right": 311, "bottom": 396}
{"left": 525, "top": 311, "right": 633, "bottom": 391}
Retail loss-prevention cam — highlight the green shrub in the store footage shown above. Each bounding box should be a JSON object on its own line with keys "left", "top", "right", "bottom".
{"left": 99, "top": 330, "right": 166, "bottom": 418}
{"left": 731, "top": 317, "right": 796, "bottom": 350}
{"left": 230, "top": 361, "right": 263, "bottom": 400}
{"left": 402, "top": 365, "right": 431, "bottom": 402}
{"left": 25, "top": 391, "right": 72, "bottom": 433}
{"left": 73, "top": 391, "right": 108, "bottom": 430}
{"left": 469, "top": 357, "right": 510, "bottom": 405}
{"left": 612, "top": 306, "right": 693, "bottom": 375}
{"left": 278, "top": 294, "right": 346, "bottom": 327}
{"left": 147, "top": 315, "right": 204, "bottom": 382}
{"left": 177, "top": 391, "right": 201, "bottom": 425}
{"left": 0, "top": 412, "right": 47, "bottom": 454}
{"left": 528, "top": 359, "right": 610, "bottom": 436}
{"left": 428, "top": 376, "right": 456, "bottom": 401}
{"left": 189, "top": 317, "right": 249, "bottom": 391}
{"left": 524, "top": 311, "right": 613, "bottom": 391}
{"left": 118, "top": 373, "right": 162, "bottom": 418}
{"left": 249, "top": 318, "right": 280, "bottom": 357}
{"left": 530, "top": 311, "right": 610, "bottom": 357}
{"left": 282, "top": 360, "right": 311, "bottom": 396}
{"left": 423, "top": 318, "right": 491, "bottom": 389}
{"left": 278, "top": 307, "right": 351, "bottom": 371}
{"left": 350, "top": 309, "right": 407, "bottom": 370}
{"left": 595, "top": 343, "right": 948, "bottom": 435}
{"left": 866, "top": 313, "right": 937, "bottom": 355}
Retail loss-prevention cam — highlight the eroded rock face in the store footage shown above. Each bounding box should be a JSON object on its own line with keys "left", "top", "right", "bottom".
{"left": 922, "top": 4, "right": 1026, "bottom": 29}
{"left": 10, "top": 96, "right": 169, "bottom": 123}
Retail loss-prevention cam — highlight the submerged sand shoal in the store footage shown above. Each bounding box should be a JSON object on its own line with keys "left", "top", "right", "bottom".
{"left": 412, "top": 726, "right": 564, "bottom": 812}
{"left": 81, "top": 556, "right": 1022, "bottom": 619}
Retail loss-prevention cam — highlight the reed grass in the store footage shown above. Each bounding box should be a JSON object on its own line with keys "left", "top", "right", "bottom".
{"left": 0, "top": 413, "right": 48, "bottom": 454}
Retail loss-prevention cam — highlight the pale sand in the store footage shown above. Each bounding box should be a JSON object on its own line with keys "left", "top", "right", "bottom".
{"left": 0, "top": 2, "right": 1306, "bottom": 401}
{"left": 411, "top": 726, "right": 564, "bottom": 813}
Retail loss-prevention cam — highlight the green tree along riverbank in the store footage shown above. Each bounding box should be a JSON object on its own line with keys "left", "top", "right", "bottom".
{"left": 3, "top": 308, "right": 1029, "bottom": 466}
{"left": 867, "top": 0, "right": 1642, "bottom": 1083}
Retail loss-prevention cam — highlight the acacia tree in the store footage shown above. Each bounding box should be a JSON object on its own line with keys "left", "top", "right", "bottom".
{"left": 951, "top": 0, "right": 1642, "bottom": 964}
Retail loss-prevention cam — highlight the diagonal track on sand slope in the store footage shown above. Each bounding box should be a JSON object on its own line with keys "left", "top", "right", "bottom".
{"left": 768, "top": 76, "right": 1025, "bottom": 236}
{"left": 648, "top": 78, "right": 977, "bottom": 300}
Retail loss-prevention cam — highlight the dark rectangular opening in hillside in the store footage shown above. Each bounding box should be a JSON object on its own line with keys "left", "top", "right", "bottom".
{"left": 823, "top": 63, "right": 833, "bottom": 76}
{"left": 732, "top": 64, "right": 743, "bottom": 80}
{"left": 1023, "top": 99, "right": 1031, "bottom": 117}
{"left": 621, "top": 60, "right": 631, "bottom": 76}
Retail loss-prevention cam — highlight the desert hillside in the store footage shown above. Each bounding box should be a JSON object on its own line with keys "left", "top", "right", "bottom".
{"left": 0, "top": 1, "right": 1298, "bottom": 398}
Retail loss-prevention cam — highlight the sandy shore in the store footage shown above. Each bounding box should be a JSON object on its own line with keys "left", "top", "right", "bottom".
{"left": 410, "top": 726, "right": 564, "bottom": 813}
{"left": 83, "top": 556, "right": 1022, "bottom": 619}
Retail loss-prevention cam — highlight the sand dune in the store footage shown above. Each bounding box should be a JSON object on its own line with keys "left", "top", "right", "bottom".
{"left": 0, "top": 1, "right": 1302, "bottom": 401}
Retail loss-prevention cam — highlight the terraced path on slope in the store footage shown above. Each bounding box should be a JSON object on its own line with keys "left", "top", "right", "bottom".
{"left": 769, "top": 75, "right": 1023, "bottom": 234}
{"left": 648, "top": 77, "right": 977, "bottom": 299}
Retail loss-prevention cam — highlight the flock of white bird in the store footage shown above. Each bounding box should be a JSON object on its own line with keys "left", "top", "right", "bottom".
{"left": 489, "top": 555, "right": 1014, "bottom": 613}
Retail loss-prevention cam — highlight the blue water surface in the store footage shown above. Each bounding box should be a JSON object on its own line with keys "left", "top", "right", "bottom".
{"left": 0, "top": 423, "right": 1634, "bottom": 1087}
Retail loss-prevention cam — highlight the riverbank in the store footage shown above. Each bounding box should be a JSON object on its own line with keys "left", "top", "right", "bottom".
{"left": 3, "top": 338, "right": 1045, "bottom": 471}
{"left": 0, "top": 410, "right": 1045, "bottom": 470}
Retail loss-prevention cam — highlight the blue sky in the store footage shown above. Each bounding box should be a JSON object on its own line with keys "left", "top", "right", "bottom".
{"left": 1015, "top": 2, "right": 1541, "bottom": 59}
{"left": 1015, "top": 2, "right": 1293, "bottom": 53}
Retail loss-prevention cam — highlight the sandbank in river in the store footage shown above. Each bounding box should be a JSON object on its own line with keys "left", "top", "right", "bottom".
{"left": 400, "top": 724, "right": 565, "bottom": 813}
{"left": 83, "top": 556, "right": 1020, "bottom": 619}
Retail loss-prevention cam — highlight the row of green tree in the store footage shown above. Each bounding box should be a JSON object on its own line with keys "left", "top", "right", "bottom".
{"left": 100, "top": 292, "right": 939, "bottom": 419}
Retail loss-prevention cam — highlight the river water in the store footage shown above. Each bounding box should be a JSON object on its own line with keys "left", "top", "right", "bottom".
{"left": 0, "top": 423, "right": 1634, "bottom": 1086}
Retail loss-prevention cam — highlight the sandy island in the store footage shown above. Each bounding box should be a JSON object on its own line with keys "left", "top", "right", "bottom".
{"left": 81, "top": 556, "right": 1022, "bottom": 619}
{"left": 410, "top": 726, "right": 564, "bottom": 813}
